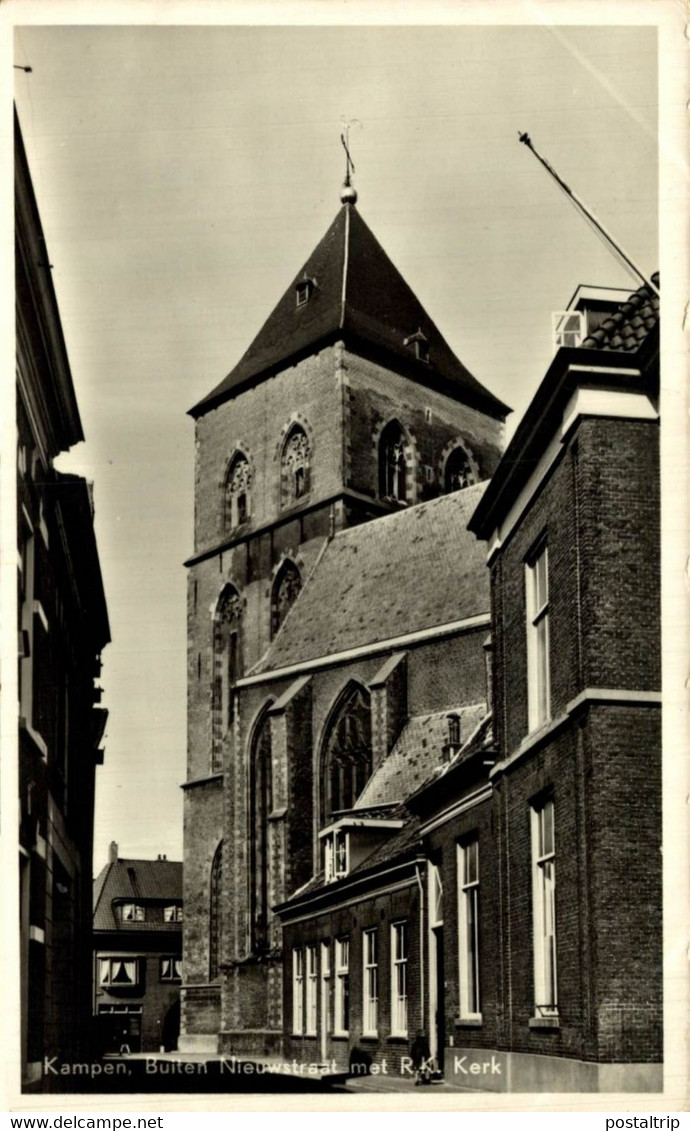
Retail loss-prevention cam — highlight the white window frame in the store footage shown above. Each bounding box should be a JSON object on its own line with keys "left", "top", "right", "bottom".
{"left": 160, "top": 957, "right": 182, "bottom": 982}
{"left": 531, "top": 797, "right": 558, "bottom": 1017}
{"left": 390, "top": 921, "right": 408, "bottom": 1037}
{"left": 457, "top": 839, "right": 481, "bottom": 1020}
{"left": 429, "top": 862, "right": 443, "bottom": 929}
{"left": 292, "top": 948, "right": 304, "bottom": 1034}
{"left": 305, "top": 945, "right": 318, "bottom": 1035}
{"left": 333, "top": 937, "right": 350, "bottom": 1036}
{"left": 163, "top": 904, "right": 183, "bottom": 922}
{"left": 526, "top": 542, "right": 550, "bottom": 731}
{"left": 362, "top": 929, "right": 378, "bottom": 1037}
{"left": 323, "top": 829, "right": 349, "bottom": 882}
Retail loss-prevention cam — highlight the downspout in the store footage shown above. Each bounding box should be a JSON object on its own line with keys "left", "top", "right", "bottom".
{"left": 414, "top": 854, "right": 426, "bottom": 1034}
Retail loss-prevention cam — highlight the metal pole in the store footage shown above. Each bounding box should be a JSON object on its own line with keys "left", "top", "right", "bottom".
{"left": 518, "top": 132, "right": 658, "bottom": 297}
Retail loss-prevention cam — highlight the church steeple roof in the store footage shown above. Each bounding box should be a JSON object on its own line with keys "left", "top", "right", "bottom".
{"left": 191, "top": 201, "right": 509, "bottom": 420}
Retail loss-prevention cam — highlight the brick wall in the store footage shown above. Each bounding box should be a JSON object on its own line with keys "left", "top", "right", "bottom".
{"left": 491, "top": 416, "right": 660, "bottom": 758}
{"left": 182, "top": 778, "right": 223, "bottom": 983}
{"left": 193, "top": 346, "right": 344, "bottom": 554}
{"left": 343, "top": 351, "right": 503, "bottom": 502}
{"left": 482, "top": 408, "right": 661, "bottom": 1068}
{"left": 282, "top": 878, "right": 420, "bottom": 1076}
{"left": 425, "top": 794, "right": 498, "bottom": 1052}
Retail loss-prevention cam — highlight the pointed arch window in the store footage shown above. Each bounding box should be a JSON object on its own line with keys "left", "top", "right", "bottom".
{"left": 321, "top": 684, "right": 372, "bottom": 824}
{"left": 379, "top": 421, "right": 408, "bottom": 504}
{"left": 211, "top": 586, "right": 241, "bottom": 773}
{"left": 209, "top": 841, "right": 223, "bottom": 981}
{"left": 250, "top": 709, "right": 273, "bottom": 953}
{"left": 445, "top": 447, "right": 476, "bottom": 494}
{"left": 271, "top": 560, "right": 302, "bottom": 637}
{"left": 224, "top": 453, "right": 251, "bottom": 531}
{"left": 281, "top": 425, "right": 310, "bottom": 508}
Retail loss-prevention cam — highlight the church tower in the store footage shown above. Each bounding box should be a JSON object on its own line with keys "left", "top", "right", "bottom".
{"left": 180, "top": 179, "right": 509, "bottom": 1052}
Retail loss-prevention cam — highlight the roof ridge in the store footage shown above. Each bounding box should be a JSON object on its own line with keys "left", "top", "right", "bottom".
{"left": 326, "top": 480, "right": 489, "bottom": 545}
{"left": 92, "top": 860, "right": 113, "bottom": 914}
{"left": 339, "top": 203, "right": 350, "bottom": 330}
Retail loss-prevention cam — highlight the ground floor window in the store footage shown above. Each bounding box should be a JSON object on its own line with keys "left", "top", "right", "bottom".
{"left": 292, "top": 948, "right": 304, "bottom": 1034}
{"left": 390, "top": 922, "right": 408, "bottom": 1036}
{"left": 334, "top": 937, "right": 350, "bottom": 1035}
{"left": 306, "top": 945, "right": 317, "bottom": 1035}
{"left": 458, "top": 838, "right": 481, "bottom": 1018}
{"left": 531, "top": 796, "right": 557, "bottom": 1016}
{"left": 98, "top": 957, "right": 140, "bottom": 987}
{"left": 160, "top": 957, "right": 182, "bottom": 982}
{"left": 362, "top": 929, "right": 378, "bottom": 1036}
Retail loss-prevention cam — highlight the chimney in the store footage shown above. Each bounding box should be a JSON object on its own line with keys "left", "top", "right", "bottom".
{"left": 108, "top": 841, "right": 119, "bottom": 864}
{"left": 157, "top": 854, "right": 167, "bottom": 861}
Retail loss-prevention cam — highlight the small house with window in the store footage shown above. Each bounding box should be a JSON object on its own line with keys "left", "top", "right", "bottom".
{"left": 93, "top": 844, "right": 183, "bottom": 1054}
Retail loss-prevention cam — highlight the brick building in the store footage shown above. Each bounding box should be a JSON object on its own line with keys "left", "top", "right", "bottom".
{"left": 465, "top": 275, "right": 661, "bottom": 1090}
{"left": 16, "top": 108, "right": 111, "bottom": 1090}
{"left": 93, "top": 844, "right": 183, "bottom": 1054}
{"left": 181, "top": 171, "right": 661, "bottom": 1091}
{"left": 179, "top": 182, "right": 508, "bottom": 1054}
{"left": 278, "top": 273, "right": 661, "bottom": 1092}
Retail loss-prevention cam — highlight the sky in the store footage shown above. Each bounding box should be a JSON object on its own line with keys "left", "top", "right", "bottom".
{"left": 10, "top": 15, "right": 660, "bottom": 872}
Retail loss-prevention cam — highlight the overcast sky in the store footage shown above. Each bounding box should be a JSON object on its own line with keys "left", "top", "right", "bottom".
{"left": 12, "top": 17, "right": 659, "bottom": 872}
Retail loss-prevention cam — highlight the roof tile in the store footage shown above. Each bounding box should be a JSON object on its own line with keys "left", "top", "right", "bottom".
{"left": 581, "top": 273, "right": 659, "bottom": 351}
{"left": 252, "top": 483, "right": 489, "bottom": 675}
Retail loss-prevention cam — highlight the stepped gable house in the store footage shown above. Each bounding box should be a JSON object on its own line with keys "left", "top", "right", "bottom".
{"left": 180, "top": 180, "right": 508, "bottom": 1056}
{"left": 16, "top": 108, "right": 111, "bottom": 1091}
{"left": 93, "top": 845, "right": 183, "bottom": 1054}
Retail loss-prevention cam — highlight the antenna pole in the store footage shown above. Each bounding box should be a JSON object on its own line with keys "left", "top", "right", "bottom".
{"left": 518, "top": 132, "right": 658, "bottom": 297}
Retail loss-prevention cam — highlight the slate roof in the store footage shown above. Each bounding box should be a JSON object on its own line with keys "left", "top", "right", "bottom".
{"left": 356, "top": 704, "right": 487, "bottom": 808}
{"left": 93, "top": 857, "right": 183, "bottom": 932}
{"left": 581, "top": 273, "right": 659, "bottom": 352}
{"left": 252, "top": 482, "right": 489, "bottom": 676}
{"left": 283, "top": 703, "right": 486, "bottom": 904}
{"left": 191, "top": 202, "right": 509, "bottom": 420}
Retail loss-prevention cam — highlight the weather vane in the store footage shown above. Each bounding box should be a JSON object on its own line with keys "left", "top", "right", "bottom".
{"left": 340, "top": 119, "right": 362, "bottom": 187}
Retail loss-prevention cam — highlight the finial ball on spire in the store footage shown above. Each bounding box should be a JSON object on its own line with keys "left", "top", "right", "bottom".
{"left": 340, "top": 183, "right": 358, "bottom": 205}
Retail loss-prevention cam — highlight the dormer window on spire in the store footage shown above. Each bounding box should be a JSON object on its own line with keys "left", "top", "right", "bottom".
{"left": 404, "top": 328, "right": 430, "bottom": 363}
{"left": 296, "top": 277, "right": 317, "bottom": 308}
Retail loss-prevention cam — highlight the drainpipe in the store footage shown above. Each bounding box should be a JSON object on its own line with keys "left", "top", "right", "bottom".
{"left": 414, "top": 854, "right": 426, "bottom": 1034}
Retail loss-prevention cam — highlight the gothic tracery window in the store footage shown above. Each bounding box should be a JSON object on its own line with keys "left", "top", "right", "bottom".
{"left": 379, "top": 421, "right": 408, "bottom": 503}
{"left": 281, "top": 425, "right": 310, "bottom": 508}
{"left": 444, "top": 446, "right": 477, "bottom": 494}
{"left": 250, "top": 709, "right": 273, "bottom": 952}
{"left": 209, "top": 841, "right": 223, "bottom": 981}
{"left": 271, "top": 560, "right": 302, "bottom": 637}
{"left": 211, "top": 585, "right": 241, "bottom": 772}
{"left": 225, "top": 453, "right": 251, "bottom": 531}
{"left": 321, "top": 684, "right": 373, "bottom": 824}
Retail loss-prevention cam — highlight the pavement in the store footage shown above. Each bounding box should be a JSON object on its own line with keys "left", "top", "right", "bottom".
{"left": 344, "top": 1073, "right": 482, "bottom": 1095}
